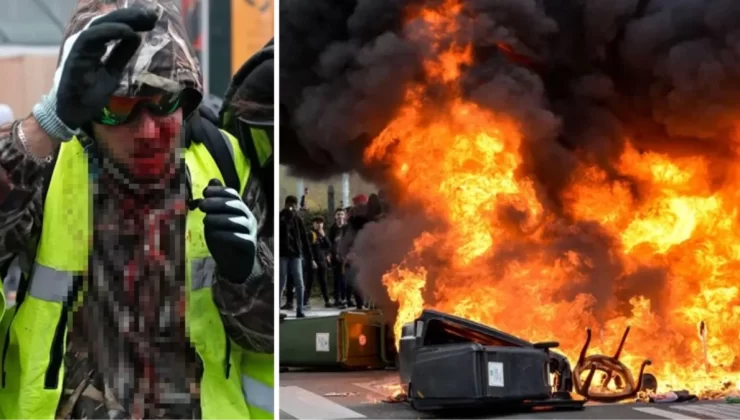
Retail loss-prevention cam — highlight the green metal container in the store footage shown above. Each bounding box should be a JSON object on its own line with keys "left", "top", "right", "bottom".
{"left": 280, "top": 310, "right": 391, "bottom": 369}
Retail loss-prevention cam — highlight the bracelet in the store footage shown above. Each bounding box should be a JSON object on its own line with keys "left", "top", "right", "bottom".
{"left": 17, "top": 122, "right": 53, "bottom": 164}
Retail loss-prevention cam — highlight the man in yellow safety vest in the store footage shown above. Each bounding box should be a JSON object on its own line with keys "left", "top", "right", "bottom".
{"left": 0, "top": 1, "right": 273, "bottom": 418}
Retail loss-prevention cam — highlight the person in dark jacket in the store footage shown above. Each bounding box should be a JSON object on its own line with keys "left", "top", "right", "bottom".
{"left": 338, "top": 203, "right": 371, "bottom": 309}
{"left": 368, "top": 193, "right": 383, "bottom": 220}
{"left": 306, "top": 216, "right": 332, "bottom": 307}
{"left": 279, "top": 195, "right": 315, "bottom": 317}
{"left": 300, "top": 187, "right": 309, "bottom": 210}
{"left": 328, "top": 208, "right": 347, "bottom": 307}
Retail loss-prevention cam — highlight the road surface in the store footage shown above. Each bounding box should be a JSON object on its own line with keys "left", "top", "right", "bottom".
{"left": 280, "top": 307, "right": 740, "bottom": 419}
{"left": 280, "top": 370, "right": 740, "bottom": 419}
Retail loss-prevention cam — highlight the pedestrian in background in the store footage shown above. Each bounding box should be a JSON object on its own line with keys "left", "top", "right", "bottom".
{"left": 306, "top": 216, "right": 332, "bottom": 308}
{"left": 339, "top": 201, "right": 371, "bottom": 310}
{"left": 329, "top": 207, "right": 347, "bottom": 308}
{"left": 300, "top": 187, "right": 309, "bottom": 210}
{"left": 279, "top": 195, "right": 315, "bottom": 317}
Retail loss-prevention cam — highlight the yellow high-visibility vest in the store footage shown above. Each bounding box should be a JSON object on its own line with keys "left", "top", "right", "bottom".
{"left": 0, "top": 131, "right": 273, "bottom": 419}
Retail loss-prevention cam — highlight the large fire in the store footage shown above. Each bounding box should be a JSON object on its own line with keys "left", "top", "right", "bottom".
{"left": 364, "top": 0, "right": 740, "bottom": 399}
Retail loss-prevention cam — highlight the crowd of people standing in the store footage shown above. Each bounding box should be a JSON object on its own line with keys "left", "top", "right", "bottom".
{"left": 278, "top": 192, "right": 386, "bottom": 317}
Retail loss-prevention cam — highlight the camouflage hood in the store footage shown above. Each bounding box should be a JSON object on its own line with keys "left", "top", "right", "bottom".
{"left": 58, "top": 0, "right": 203, "bottom": 114}
{"left": 220, "top": 38, "right": 274, "bottom": 125}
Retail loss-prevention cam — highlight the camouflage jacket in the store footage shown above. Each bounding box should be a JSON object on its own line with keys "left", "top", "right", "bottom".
{"left": 0, "top": 122, "right": 273, "bottom": 345}
{"left": 0, "top": 2, "right": 272, "bottom": 417}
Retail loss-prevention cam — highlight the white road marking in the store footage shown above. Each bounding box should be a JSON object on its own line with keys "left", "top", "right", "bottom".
{"left": 280, "top": 386, "right": 366, "bottom": 419}
{"left": 673, "top": 403, "right": 740, "bottom": 418}
{"left": 632, "top": 407, "right": 701, "bottom": 419}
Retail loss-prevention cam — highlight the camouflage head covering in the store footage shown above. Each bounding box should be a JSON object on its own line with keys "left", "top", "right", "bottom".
{"left": 59, "top": 0, "right": 203, "bottom": 114}
{"left": 220, "top": 38, "right": 274, "bottom": 124}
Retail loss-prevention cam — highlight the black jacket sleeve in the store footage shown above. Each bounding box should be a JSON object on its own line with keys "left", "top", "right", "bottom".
{"left": 212, "top": 173, "right": 274, "bottom": 354}
{"left": 319, "top": 235, "right": 331, "bottom": 252}
{"left": 297, "top": 218, "right": 313, "bottom": 262}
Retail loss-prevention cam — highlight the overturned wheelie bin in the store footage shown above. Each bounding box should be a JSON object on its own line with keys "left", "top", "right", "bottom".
{"left": 399, "top": 309, "right": 585, "bottom": 413}
{"left": 280, "top": 310, "right": 395, "bottom": 369}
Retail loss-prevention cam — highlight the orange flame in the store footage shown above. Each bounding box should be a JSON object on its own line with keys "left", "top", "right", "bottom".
{"left": 364, "top": 0, "right": 740, "bottom": 398}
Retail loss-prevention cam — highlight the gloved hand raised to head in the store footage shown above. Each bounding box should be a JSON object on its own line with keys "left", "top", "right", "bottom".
{"left": 32, "top": 8, "right": 158, "bottom": 142}
{"left": 200, "top": 179, "right": 260, "bottom": 282}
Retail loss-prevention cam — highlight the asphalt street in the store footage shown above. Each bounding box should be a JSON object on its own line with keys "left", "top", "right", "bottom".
{"left": 279, "top": 306, "right": 740, "bottom": 419}
{"left": 280, "top": 370, "right": 740, "bottom": 420}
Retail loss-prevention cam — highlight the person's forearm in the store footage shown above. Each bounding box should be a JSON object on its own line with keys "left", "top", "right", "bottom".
{"left": 213, "top": 240, "right": 274, "bottom": 353}
{"left": 0, "top": 119, "right": 48, "bottom": 264}
{"left": 20, "top": 117, "right": 57, "bottom": 160}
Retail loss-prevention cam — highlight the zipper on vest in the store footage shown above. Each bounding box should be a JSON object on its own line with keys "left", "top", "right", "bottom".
{"left": 224, "top": 334, "right": 232, "bottom": 379}
{"left": 43, "top": 306, "right": 68, "bottom": 389}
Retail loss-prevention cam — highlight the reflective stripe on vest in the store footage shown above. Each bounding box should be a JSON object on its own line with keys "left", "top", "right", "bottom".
{"left": 250, "top": 127, "right": 272, "bottom": 168}
{"left": 242, "top": 375, "right": 274, "bottom": 415}
{"left": 0, "top": 133, "right": 269, "bottom": 419}
{"left": 28, "top": 259, "right": 217, "bottom": 298}
{"left": 191, "top": 257, "right": 216, "bottom": 290}
{"left": 28, "top": 263, "right": 75, "bottom": 302}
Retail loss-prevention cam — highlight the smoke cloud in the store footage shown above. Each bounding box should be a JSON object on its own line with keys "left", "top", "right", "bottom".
{"left": 280, "top": 0, "right": 740, "bottom": 325}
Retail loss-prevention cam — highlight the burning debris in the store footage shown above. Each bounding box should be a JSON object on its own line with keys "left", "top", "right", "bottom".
{"left": 281, "top": 0, "right": 740, "bottom": 398}
{"left": 572, "top": 326, "right": 652, "bottom": 402}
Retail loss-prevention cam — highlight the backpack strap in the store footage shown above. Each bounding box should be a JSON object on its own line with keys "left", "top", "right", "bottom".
{"left": 41, "top": 146, "right": 61, "bottom": 204}
{"left": 185, "top": 111, "right": 241, "bottom": 193}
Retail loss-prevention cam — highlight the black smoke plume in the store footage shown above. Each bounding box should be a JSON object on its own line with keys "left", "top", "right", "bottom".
{"left": 280, "top": 0, "right": 740, "bottom": 325}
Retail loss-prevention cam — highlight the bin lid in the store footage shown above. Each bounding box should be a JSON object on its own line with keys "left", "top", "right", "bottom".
{"left": 416, "top": 309, "right": 533, "bottom": 348}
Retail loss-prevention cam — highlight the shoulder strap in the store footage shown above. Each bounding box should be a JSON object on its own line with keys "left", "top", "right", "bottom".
{"left": 186, "top": 112, "right": 241, "bottom": 193}
{"left": 41, "top": 146, "right": 61, "bottom": 203}
{"left": 202, "top": 127, "right": 241, "bottom": 194}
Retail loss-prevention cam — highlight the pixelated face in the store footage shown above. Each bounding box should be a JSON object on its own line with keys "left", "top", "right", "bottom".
{"left": 335, "top": 210, "right": 346, "bottom": 225}
{"left": 313, "top": 220, "right": 324, "bottom": 230}
{"left": 92, "top": 107, "right": 183, "bottom": 179}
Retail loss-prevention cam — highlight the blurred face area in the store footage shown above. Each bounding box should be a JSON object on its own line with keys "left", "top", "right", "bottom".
{"left": 313, "top": 221, "right": 324, "bottom": 231}
{"left": 335, "top": 210, "right": 346, "bottom": 226}
{"left": 92, "top": 96, "right": 183, "bottom": 181}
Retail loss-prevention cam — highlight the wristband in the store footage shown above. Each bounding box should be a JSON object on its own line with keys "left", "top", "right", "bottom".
{"left": 32, "top": 94, "right": 80, "bottom": 142}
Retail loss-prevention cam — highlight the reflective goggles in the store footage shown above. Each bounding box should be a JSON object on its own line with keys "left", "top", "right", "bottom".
{"left": 96, "top": 92, "right": 182, "bottom": 126}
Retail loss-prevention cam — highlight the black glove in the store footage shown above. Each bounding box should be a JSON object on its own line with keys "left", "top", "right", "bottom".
{"left": 200, "top": 179, "right": 259, "bottom": 282}
{"left": 33, "top": 8, "right": 158, "bottom": 141}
